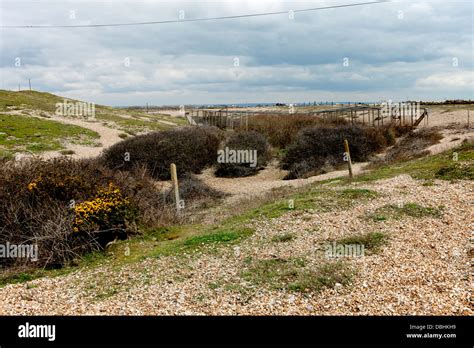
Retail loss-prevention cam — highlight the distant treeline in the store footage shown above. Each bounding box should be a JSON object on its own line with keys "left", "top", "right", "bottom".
{"left": 421, "top": 100, "right": 474, "bottom": 105}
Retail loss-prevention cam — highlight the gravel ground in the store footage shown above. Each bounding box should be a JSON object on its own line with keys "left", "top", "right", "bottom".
{"left": 0, "top": 175, "right": 472, "bottom": 315}
{"left": 197, "top": 160, "right": 368, "bottom": 205}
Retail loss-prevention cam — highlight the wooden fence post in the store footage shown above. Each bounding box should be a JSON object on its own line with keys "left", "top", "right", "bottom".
{"left": 344, "top": 139, "right": 353, "bottom": 179}
{"left": 170, "top": 163, "right": 181, "bottom": 213}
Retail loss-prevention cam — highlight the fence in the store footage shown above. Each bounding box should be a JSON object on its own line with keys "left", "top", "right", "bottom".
{"left": 309, "top": 105, "right": 428, "bottom": 127}
{"left": 187, "top": 109, "right": 250, "bottom": 130}
{"left": 186, "top": 105, "right": 428, "bottom": 129}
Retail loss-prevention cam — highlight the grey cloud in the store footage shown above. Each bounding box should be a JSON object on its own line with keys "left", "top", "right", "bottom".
{"left": 1, "top": 0, "right": 472, "bottom": 104}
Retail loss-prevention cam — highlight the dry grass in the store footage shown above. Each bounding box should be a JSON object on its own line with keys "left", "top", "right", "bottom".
{"left": 373, "top": 128, "right": 443, "bottom": 165}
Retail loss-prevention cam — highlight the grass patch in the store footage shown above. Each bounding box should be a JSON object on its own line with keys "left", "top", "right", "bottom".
{"left": 372, "top": 129, "right": 443, "bottom": 165}
{"left": 369, "top": 203, "right": 443, "bottom": 221}
{"left": 0, "top": 113, "right": 99, "bottom": 156}
{"left": 435, "top": 162, "right": 473, "bottom": 180}
{"left": 0, "top": 90, "right": 69, "bottom": 112}
{"left": 242, "top": 258, "right": 353, "bottom": 293}
{"left": 182, "top": 227, "right": 253, "bottom": 248}
{"left": 237, "top": 187, "right": 379, "bottom": 221}
{"left": 0, "top": 265, "right": 80, "bottom": 288}
{"left": 271, "top": 233, "right": 295, "bottom": 243}
{"left": 95, "top": 112, "right": 171, "bottom": 133}
{"left": 0, "top": 90, "right": 182, "bottom": 135}
{"left": 338, "top": 188, "right": 379, "bottom": 199}
{"left": 355, "top": 142, "right": 474, "bottom": 182}
{"left": 335, "top": 232, "right": 388, "bottom": 254}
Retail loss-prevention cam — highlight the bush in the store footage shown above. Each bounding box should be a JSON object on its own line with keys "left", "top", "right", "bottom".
{"left": 163, "top": 173, "right": 227, "bottom": 205}
{"left": 0, "top": 156, "right": 227, "bottom": 271}
{"left": 281, "top": 125, "right": 391, "bottom": 179}
{"left": 247, "top": 114, "right": 343, "bottom": 148}
{"left": 214, "top": 131, "right": 272, "bottom": 177}
{"left": 102, "top": 126, "right": 223, "bottom": 180}
{"left": 0, "top": 158, "right": 160, "bottom": 269}
{"left": 375, "top": 128, "right": 443, "bottom": 165}
{"left": 72, "top": 183, "right": 138, "bottom": 236}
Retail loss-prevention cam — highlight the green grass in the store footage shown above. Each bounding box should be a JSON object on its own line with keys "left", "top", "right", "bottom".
{"left": 0, "top": 266, "right": 78, "bottom": 288}
{"left": 354, "top": 142, "right": 474, "bottom": 183}
{"left": 369, "top": 203, "right": 443, "bottom": 221}
{"left": 235, "top": 187, "right": 379, "bottom": 221}
{"left": 338, "top": 188, "right": 379, "bottom": 199}
{"left": 182, "top": 227, "right": 253, "bottom": 248}
{"left": 0, "top": 113, "right": 99, "bottom": 156}
{"left": 241, "top": 258, "right": 354, "bottom": 293}
{"left": 0, "top": 90, "right": 183, "bottom": 135}
{"left": 0, "top": 90, "right": 70, "bottom": 112}
{"left": 95, "top": 112, "right": 172, "bottom": 133}
{"left": 435, "top": 162, "right": 474, "bottom": 180}
{"left": 335, "top": 232, "right": 388, "bottom": 254}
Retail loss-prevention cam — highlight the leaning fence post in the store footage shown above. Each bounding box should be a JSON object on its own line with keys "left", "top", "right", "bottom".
{"left": 344, "top": 139, "right": 353, "bottom": 179}
{"left": 170, "top": 163, "right": 181, "bottom": 213}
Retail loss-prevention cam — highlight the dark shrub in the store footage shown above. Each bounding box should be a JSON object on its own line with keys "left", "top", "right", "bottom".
{"left": 163, "top": 173, "right": 227, "bottom": 205}
{"left": 102, "top": 126, "right": 223, "bottom": 180}
{"left": 281, "top": 125, "right": 390, "bottom": 179}
{"left": 214, "top": 131, "right": 272, "bottom": 177}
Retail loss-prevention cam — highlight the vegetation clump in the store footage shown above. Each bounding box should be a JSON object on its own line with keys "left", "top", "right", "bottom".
{"left": 335, "top": 232, "right": 388, "bottom": 254}
{"left": 242, "top": 258, "right": 353, "bottom": 293}
{"left": 281, "top": 125, "right": 395, "bottom": 179}
{"left": 369, "top": 203, "right": 443, "bottom": 221}
{"left": 0, "top": 157, "right": 224, "bottom": 270}
{"left": 214, "top": 131, "right": 272, "bottom": 177}
{"left": 102, "top": 126, "right": 223, "bottom": 180}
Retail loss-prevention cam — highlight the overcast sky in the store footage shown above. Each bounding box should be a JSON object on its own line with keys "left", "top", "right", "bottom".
{"left": 0, "top": 0, "right": 472, "bottom": 106}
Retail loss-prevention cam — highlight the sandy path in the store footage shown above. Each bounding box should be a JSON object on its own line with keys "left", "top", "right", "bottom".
{"left": 43, "top": 114, "right": 123, "bottom": 159}
{"left": 197, "top": 161, "right": 367, "bottom": 204}
{"left": 425, "top": 128, "right": 473, "bottom": 155}
{"left": 4, "top": 110, "right": 123, "bottom": 159}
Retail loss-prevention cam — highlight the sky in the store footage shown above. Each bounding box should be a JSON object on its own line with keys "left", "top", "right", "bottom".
{"left": 0, "top": 0, "right": 473, "bottom": 106}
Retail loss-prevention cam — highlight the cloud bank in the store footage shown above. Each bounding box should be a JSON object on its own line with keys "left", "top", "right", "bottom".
{"left": 0, "top": 0, "right": 472, "bottom": 105}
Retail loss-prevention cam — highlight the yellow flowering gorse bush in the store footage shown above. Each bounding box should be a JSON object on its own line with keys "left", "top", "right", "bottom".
{"left": 73, "top": 183, "right": 135, "bottom": 233}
